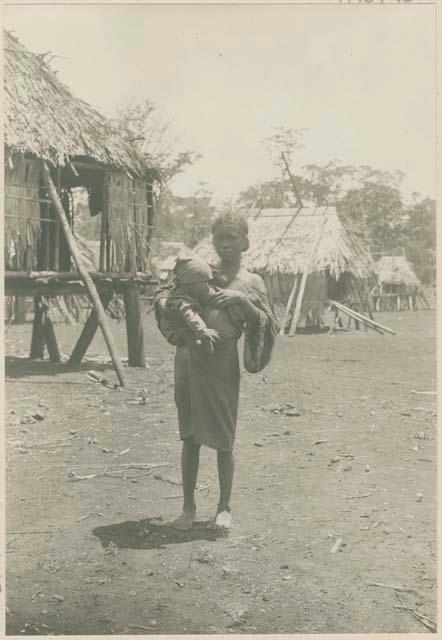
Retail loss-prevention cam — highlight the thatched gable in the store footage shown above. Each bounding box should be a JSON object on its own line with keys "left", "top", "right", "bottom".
{"left": 195, "top": 206, "right": 374, "bottom": 280}
{"left": 376, "top": 256, "right": 420, "bottom": 287}
{"left": 4, "top": 30, "right": 147, "bottom": 176}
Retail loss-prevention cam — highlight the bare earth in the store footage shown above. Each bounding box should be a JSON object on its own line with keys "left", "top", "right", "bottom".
{"left": 5, "top": 310, "right": 437, "bottom": 635}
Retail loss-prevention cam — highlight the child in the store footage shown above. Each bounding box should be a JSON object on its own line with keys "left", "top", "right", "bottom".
{"left": 163, "top": 256, "right": 219, "bottom": 354}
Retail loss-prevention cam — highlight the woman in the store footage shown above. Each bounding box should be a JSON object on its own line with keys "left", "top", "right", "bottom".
{"left": 154, "top": 213, "right": 278, "bottom": 530}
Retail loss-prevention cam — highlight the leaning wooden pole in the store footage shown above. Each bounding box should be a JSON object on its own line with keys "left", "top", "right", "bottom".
{"left": 41, "top": 162, "right": 128, "bottom": 388}
{"left": 280, "top": 275, "right": 299, "bottom": 336}
{"left": 288, "top": 210, "right": 328, "bottom": 337}
{"left": 329, "top": 300, "right": 396, "bottom": 335}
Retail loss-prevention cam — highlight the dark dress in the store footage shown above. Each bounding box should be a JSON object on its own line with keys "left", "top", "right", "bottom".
{"left": 154, "top": 267, "right": 278, "bottom": 451}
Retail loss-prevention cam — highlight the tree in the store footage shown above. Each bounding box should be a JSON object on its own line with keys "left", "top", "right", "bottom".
{"left": 110, "top": 99, "right": 200, "bottom": 186}
{"left": 156, "top": 184, "right": 215, "bottom": 248}
{"left": 401, "top": 196, "right": 436, "bottom": 284}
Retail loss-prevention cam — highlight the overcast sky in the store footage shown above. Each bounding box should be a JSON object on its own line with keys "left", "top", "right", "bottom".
{"left": 4, "top": 3, "right": 436, "bottom": 201}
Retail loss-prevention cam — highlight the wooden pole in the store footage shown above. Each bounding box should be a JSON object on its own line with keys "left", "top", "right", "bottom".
{"left": 124, "top": 285, "right": 145, "bottom": 367}
{"left": 330, "top": 302, "right": 384, "bottom": 335}
{"left": 329, "top": 299, "right": 396, "bottom": 335}
{"left": 43, "top": 315, "right": 61, "bottom": 363}
{"left": 288, "top": 210, "right": 328, "bottom": 337}
{"left": 281, "top": 152, "right": 303, "bottom": 208}
{"left": 280, "top": 275, "right": 299, "bottom": 335}
{"left": 41, "top": 161, "right": 128, "bottom": 388}
{"left": 30, "top": 296, "right": 45, "bottom": 359}
{"left": 68, "top": 293, "right": 113, "bottom": 366}
{"left": 99, "top": 211, "right": 106, "bottom": 272}
{"left": 14, "top": 297, "right": 26, "bottom": 323}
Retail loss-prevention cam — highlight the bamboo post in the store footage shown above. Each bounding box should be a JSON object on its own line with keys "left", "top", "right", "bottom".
{"left": 30, "top": 296, "right": 45, "bottom": 359}
{"left": 280, "top": 275, "right": 299, "bottom": 335}
{"left": 43, "top": 316, "right": 61, "bottom": 363}
{"left": 41, "top": 162, "right": 128, "bottom": 387}
{"left": 68, "top": 294, "right": 113, "bottom": 366}
{"left": 14, "top": 297, "right": 26, "bottom": 323}
{"left": 288, "top": 210, "right": 328, "bottom": 337}
{"left": 397, "top": 295, "right": 401, "bottom": 312}
{"left": 99, "top": 211, "right": 106, "bottom": 272}
{"left": 123, "top": 284, "right": 145, "bottom": 367}
{"left": 329, "top": 299, "right": 396, "bottom": 335}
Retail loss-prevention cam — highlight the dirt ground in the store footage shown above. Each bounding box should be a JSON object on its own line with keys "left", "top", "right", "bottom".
{"left": 4, "top": 309, "right": 437, "bottom": 635}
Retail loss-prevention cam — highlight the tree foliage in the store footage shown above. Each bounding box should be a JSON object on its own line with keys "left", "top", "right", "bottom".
{"left": 237, "top": 158, "right": 435, "bottom": 284}
{"left": 110, "top": 99, "right": 200, "bottom": 186}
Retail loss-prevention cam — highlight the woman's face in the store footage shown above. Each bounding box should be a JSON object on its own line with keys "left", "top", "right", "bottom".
{"left": 213, "top": 225, "right": 244, "bottom": 262}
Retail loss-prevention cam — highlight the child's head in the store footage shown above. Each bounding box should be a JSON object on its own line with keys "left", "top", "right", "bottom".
{"left": 173, "top": 256, "right": 212, "bottom": 304}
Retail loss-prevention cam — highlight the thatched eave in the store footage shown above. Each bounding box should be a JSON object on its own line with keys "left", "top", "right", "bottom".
{"left": 4, "top": 30, "right": 157, "bottom": 180}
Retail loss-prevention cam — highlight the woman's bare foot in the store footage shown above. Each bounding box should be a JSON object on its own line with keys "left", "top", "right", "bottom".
{"left": 214, "top": 510, "right": 232, "bottom": 530}
{"left": 172, "top": 508, "right": 196, "bottom": 530}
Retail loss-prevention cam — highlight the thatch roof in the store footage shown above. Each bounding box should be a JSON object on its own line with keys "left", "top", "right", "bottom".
{"left": 4, "top": 30, "right": 148, "bottom": 176}
{"left": 195, "top": 206, "right": 374, "bottom": 280}
{"left": 152, "top": 241, "right": 193, "bottom": 272}
{"left": 376, "top": 256, "right": 421, "bottom": 287}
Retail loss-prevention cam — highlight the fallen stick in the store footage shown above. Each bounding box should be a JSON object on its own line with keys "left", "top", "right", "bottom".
{"left": 8, "top": 530, "right": 54, "bottom": 535}
{"left": 367, "top": 581, "right": 419, "bottom": 595}
{"left": 344, "top": 489, "right": 377, "bottom": 499}
{"left": 127, "top": 624, "right": 158, "bottom": 632}
{"left": 394, "top": 606, "right": 436, "bottom": 632}
{"left": 411, "top": 390, "right": 436, "bottom": 396}
{"left": 164, "top": 483, "right": 210, "bottom": 500}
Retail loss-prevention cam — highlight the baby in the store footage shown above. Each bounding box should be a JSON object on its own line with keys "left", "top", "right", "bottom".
{"left": 164, "top": 256, "right": 219, "bottom": 354}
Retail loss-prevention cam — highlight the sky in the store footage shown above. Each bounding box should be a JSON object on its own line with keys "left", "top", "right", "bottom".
{"left": 4, "top": 3, "right": 436, "bottom": 202}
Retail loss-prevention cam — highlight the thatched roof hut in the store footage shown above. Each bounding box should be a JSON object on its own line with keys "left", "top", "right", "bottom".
{"left": 372, "top": 255, "right": 428, "bottom": 311}
{"left": 151, "top": 241, "right": 193, "bottom": 282}
{"left": 4, "top": 30, "right": 146, "bottom": 175}
{"left": 195, "top": 205, "right": 376, "bottom": 332}
{"left": 376, "top": 256, "right": 421, "bottom": 289}
{"left": 4, "top": 29, "right": 158, "bottom": 275}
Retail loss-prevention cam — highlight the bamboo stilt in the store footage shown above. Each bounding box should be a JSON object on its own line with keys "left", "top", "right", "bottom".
{"left": 124, "top": 285, "right": 145, "bottom": 367}
{"left": 43, "top": 316, "right": 61, "bottom": 363}
{"left": 280, "top": 275, "right": 299, "bottom": 335}
{"left": 68, "top": 292, "right": 113, "bottom": 366}
{"left": 30, "top": 297, "right": 45, "bottom": 359}
{"left": 289, "top": 209, "right": 328, "bottom": 337}
{"left": 42, "top": 162, "right": 128, "bottom": 388}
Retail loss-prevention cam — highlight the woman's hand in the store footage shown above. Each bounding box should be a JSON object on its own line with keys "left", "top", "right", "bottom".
{"left": 211, "top": 289, "right": 248, "bottom": 307}
{"left": 212, "top": 289, "right": 260, "bottom": 322}
{"left": 203, "top": 328, "right": 220, "bottom": 344}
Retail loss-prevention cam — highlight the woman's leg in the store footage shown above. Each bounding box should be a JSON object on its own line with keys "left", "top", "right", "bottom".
{"left": 216, "top": 449, "right": 234, "bottom": 514}
{"left": 173, "top": 438, "right": 200, "bottom": 529}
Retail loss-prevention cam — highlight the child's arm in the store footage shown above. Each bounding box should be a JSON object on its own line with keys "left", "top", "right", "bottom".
{"left": 178, "top": 302, "right": 218, "bottom": 353}
{"left": 179, "top": 302, "right": 208, "bottom": 335}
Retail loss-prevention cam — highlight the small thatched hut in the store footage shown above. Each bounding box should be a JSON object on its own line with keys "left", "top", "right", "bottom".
{"left": 373, "top": 256, "right": 429, "bottom": 311}
{"left": 195, "top": 205, "right": 376, "bottom": 333}
{"left": 4, "top": 30, "right": 160, "bottom": 376}
{"left": 149, "top": 241, "right": 193, "bottom": 283}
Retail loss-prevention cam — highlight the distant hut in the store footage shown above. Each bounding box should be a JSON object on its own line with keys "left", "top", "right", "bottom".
{"left": 4, "top": 30, "right": 160, "bottom": 381}
{"left": 373, "top": 256, "right": 429, "bottom": 311}
{"left": 152, "top": 241, "right": 193, "bottom": 283}
{"left": 195, "top": 205, "right": 376, "bottom": 334}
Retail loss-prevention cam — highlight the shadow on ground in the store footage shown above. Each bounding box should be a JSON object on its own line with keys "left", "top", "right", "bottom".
{"left": 93, "top": 517, "right": 227, "bottom": 550}
{"left": 5, "top": 356, "right": 111, "bottom": 380}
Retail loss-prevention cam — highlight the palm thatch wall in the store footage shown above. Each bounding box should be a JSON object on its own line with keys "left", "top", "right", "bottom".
{"left": 195, "top": 205, "right": 375, "bottom": 327}
{"left": 4, "top": 30, "right": 157, "bottom": 276}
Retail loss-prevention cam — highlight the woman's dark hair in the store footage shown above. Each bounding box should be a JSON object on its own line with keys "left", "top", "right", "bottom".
{"left": 211, "top": 213, "right": 249, "bottom": 251}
